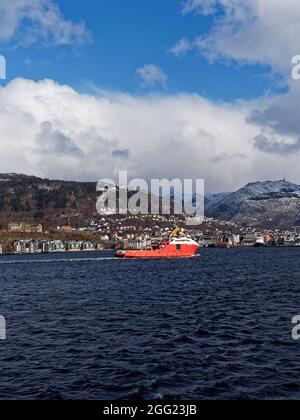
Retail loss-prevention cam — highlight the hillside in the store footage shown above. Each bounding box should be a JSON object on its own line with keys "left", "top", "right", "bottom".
{"left": 0, "top": 173, "right": 185, "bottom": 228}
{"left": 0, "top": 173, "right": 97, "bottom": 227}
{"left": 1, "top": 174, "right": 299, "bottom": 230}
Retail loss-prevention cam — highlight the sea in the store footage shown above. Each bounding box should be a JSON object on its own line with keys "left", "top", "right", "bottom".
{"left": 0, "top": 248, "right": 300, "bottom": 400}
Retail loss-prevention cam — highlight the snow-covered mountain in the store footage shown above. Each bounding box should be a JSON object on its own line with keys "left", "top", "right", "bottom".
{"left": 205, "top": 192, "right": 230, "bottom": 208}
{"left": 205, "top": 180, "right": 300, "bottom": 229}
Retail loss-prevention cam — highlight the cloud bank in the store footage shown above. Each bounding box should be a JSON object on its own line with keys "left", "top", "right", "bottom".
{"left": 0, "top": 78, "right": 299, "bottom": 192}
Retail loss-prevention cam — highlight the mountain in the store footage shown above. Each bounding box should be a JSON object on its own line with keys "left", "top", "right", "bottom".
{"left": 0, "top": 174, "right": 299, "bottom": 230}
{"left": 205, "top": 180, "right": 300, "bottom": 229}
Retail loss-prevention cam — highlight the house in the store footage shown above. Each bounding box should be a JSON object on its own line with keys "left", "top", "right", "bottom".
{"left": 8, "top": 223, "right": 43, "bottom": 233}
{"left": 58, "top": 225, "right": 75, "bottom": 232}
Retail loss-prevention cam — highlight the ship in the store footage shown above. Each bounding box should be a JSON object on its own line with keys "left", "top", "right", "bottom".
{"left": 254, "top": 236, "right": 265, "bottom": 247}
{"left": 115, "top": 226, "right": 200, "bottom": 259}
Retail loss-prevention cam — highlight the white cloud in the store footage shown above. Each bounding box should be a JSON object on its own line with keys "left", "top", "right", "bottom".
{"left": 168, "top": 38, "right": 192, "bottom": 58}
{"left": 0, "top": 77, "right": 299, "bottom": 192}
{"left": 136, "top": 64, "right": 168, "bottom": 89}
{"left": 182, "top": 0, "right": 219, "bottom": 15}
{"left": 182, "top": 0, "right": 300, "bottom": 73}
{"left": 249, "top": 81, "right": 300, "bottom": 155}
{"left": 0, "top": 0, "right": 91, "bottom": 47}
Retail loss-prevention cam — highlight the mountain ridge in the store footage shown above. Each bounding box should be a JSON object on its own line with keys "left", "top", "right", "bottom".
{"left": 0, "top": 174, "right": 298, "bottom": 229}
{"left": 205, "top": 179, "right": 300, "bottom": 229}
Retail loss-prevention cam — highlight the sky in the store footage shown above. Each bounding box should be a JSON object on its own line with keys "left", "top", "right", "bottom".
{"left": 0, "top": 0, "right": 300, "bottom": 192}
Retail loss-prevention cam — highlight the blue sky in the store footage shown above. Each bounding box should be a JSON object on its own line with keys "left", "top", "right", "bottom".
{"left": 3, "top": 0, "right": 281, "bottom": 101}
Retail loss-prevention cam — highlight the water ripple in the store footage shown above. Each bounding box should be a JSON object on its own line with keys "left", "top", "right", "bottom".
{"left": 0, "top": 248, "right": 300, "bottom": 399}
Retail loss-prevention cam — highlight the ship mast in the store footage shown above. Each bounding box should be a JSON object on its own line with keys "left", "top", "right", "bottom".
{"left": 169, "top": 225, "right": 181, "bottom": 239}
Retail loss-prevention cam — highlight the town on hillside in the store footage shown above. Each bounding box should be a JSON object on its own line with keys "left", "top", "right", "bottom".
{"left": 0, "top": 215, "right": 299, "bottom": 255}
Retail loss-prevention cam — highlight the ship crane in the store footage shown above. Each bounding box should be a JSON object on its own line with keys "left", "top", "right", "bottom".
{"left": 169, "top": 225, "right": 182, "bottom": 239}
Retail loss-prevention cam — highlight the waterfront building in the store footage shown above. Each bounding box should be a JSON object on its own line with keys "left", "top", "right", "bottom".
{"left": 242, "top": 233, "right": 256, "bottom": 246}
{"left": 198, "top": 234, "right": 219, "bottom": 248}
{"left": 82, "top": 242, "right": 95, "bottom": 251}
{"left": 50, "top": 241, "right": 65, "bottom": 253}
{"left": 66, "top": 241, "right": 82, "bottom": 252}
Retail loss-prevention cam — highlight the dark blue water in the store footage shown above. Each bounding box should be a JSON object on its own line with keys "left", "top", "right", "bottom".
{"left": 0, "top": 248, "right": 300, "bottom": 400}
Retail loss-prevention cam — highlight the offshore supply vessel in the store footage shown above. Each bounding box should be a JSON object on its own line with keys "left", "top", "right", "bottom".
{"left": 115, "top": 226, "right": 200, "bottom": 259}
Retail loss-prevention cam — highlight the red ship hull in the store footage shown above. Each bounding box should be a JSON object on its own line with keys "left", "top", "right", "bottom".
{"left": 115, "top": 241, "right": 200, "bottom": 259}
